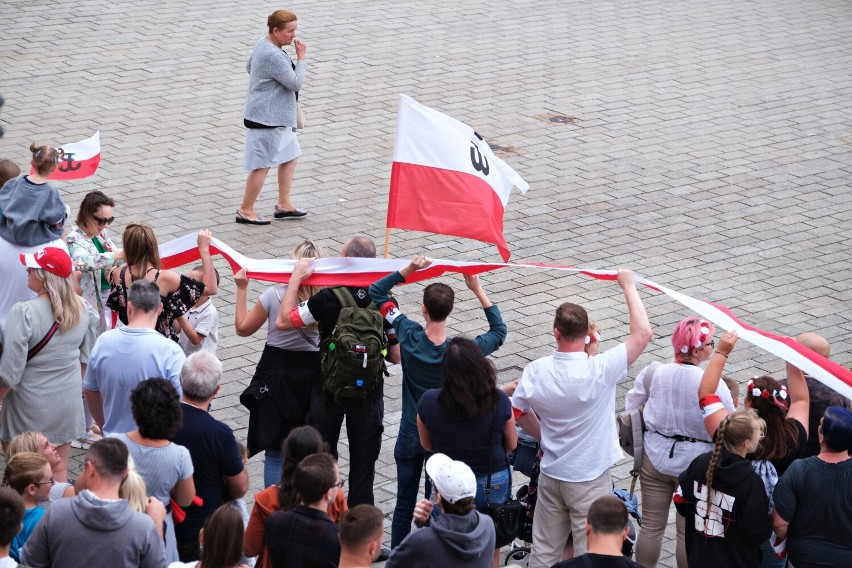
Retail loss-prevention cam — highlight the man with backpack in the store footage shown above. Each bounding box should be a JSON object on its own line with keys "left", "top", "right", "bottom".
{"left": 368, "top": 255, "right": 507, "bottom": 549}
{"left": 276, "top": 235, "right": 401, "bottom": 515}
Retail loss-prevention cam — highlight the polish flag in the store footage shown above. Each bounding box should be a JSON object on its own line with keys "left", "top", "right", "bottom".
{"left": 387, "top": 95, "right": 529, "bottom": 261}
{"left": 46, "top": 131, "right": 101, "bottom": 180}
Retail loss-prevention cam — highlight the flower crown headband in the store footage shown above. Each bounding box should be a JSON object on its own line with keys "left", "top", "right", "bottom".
{"left": 585, "top": 331, "right": 601, "bottom": 345}
{"left": 747, "top": 378, "right": 789, "bottom": 409}
{"left": 679, "top": 321, "right": 711, "bottom": 354}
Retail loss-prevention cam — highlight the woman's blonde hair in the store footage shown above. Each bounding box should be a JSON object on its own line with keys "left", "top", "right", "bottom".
{"left": 703, "top": 409, "right": 765, "bottom": 518}
{"left": 7, "top": 432, "right": 45, "bottom": 458}
{"left": 291, "top": 239, "right": 325, "bottom": 302}
{"left": 123, "top": 222, "right": 161, "bottom": 273}
{"left": 3, "top": 452, "right": 49, "bottom": 495}
{"left": 31, "top": 268, "right": 83, "bottom": 331}
{"left": 119, "top": 456, "right": 148, "bottom": 513}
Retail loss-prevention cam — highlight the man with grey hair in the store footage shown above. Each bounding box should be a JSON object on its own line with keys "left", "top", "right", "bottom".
{"left": 83, "top": 280, "right": 185, "bottom": 435}
{"left": 171, "top": 351, "right": 248, "bottom": 561}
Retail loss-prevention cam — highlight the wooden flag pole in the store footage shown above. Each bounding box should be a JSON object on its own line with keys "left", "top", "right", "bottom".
{"left": 383, "top": 228, "right": 392, "bottom": 258}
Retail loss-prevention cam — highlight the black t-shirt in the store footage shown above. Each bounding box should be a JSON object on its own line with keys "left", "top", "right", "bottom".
{"left": 304, "top": 286, "right": 398, "bottom": 345}
{"left": 171, "top": 404, "right": 244, "bottom": 543}
{"left": 773, "top": 456, "right": 852, "bottom": 568}
{"left": 552, "top": 553, "right": 644, "bottom": 568}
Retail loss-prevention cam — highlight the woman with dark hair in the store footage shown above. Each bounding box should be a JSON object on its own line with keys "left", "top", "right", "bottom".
{"left": 0, "top": 143, "right": 69, "bottom": 331}
{"left": 417, "top": 337, "right": 517, "bottom": 567}
{"left": 771, "top": 406, "right": 852, "bottom": 568}
{"left": 67, "top": 191, "right": 124, "bottom": 333}
{"left": 168, "top": 503, "right": 249, "bottom": 568}
{"left": 625, "top": 316, "right": 735, "bottom": 568}
{"left": 111, "top": 378, "right": 195, "bottom": 564}
{"left": 243, "top": 425, "right": 347, "bottom": 568}
{"left": 698, "top": 330, "right": 809, "bottom": 568}
{"left": 107, "top": 222, "right": 217, "bottom": 341}
{"left": 674, "top": 409, "right": 770, "bottom": 567}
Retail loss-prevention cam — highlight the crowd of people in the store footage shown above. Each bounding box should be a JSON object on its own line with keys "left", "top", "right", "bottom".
{"left": 1, "top": 10, "right": 851, "bottom": 564}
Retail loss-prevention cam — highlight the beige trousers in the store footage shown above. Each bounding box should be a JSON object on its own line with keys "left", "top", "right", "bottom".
{"left": 634, "top": 453, "right": 687, "bottom": 568}
{"left": 528, "top": 469, "right": 612, "bottom": 568}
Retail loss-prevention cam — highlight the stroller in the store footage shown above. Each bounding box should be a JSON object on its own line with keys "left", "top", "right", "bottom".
{"left": 504, "top": 430, "right": 641, "bottom": 566}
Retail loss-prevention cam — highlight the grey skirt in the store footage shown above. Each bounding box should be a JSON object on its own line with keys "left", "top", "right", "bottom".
{"left": 243, "top": 126, "right": 302, "bottom": 171}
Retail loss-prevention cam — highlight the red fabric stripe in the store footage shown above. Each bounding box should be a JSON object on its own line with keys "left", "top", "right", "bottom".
{"left": 44, "top": 154, "right": 101, "bottom": 180}
{"left": 388, "top": 161, "right": 511, "bottom": 261}
{"left": 289, "top": 308, "right": 306, "bottom": 329}
{"left": 699, "top": 394, "right": 722, "bottom": 409}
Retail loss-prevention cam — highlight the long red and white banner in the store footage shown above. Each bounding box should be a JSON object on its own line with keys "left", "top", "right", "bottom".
{"left": 160, "top": 233, "right": 852, "bottom": 400}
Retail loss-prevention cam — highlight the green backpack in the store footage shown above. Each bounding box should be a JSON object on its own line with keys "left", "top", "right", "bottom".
{"left": 321, "top": 287, "right": 389, "bottom": 402}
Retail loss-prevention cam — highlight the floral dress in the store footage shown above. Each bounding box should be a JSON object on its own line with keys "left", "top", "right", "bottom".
{"left": 66, "top": 223, "right": 121, "bottom": 332}
{"left": 106, "top": 266, "right": 205, "bottom": 342}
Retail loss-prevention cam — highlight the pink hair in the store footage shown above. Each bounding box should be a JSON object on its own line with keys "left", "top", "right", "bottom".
{"left": 671, "top": 317, "right": 715, "bottom": 362}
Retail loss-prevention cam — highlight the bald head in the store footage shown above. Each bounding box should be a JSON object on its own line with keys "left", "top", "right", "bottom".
{"left": 797, "top": 332, "right": 830, "bottom": 359}
{"left": 341, "top": 236, "right": 376, "bottom": 258}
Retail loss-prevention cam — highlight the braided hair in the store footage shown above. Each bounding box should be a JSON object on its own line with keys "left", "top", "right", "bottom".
{"left": 703, "top": 410, "right": 764, "bottom": 520}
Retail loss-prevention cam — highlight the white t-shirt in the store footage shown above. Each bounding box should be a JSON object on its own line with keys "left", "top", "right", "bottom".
{"left": 178, "top": 298, "right": 219, "bottom": 355}
{"left": 512, "top": 344, "right": 628, "bottom": 482}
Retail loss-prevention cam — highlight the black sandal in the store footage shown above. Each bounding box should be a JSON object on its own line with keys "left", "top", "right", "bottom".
{"left": 236, "top": 210, "right": 271, "bottom": 225}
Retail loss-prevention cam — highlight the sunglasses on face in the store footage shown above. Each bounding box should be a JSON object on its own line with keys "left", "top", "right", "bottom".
{"left": 93, "top": 215, "right": 115, "bottom": 226}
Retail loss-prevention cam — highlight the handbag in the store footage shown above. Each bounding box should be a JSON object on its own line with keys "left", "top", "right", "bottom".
{"left": 296, "top": 101, "right": 305, "bottom": 130}
{"left": 615, "top": 361, "right": 660, "bottom": 497}
{"left": 483, "top": 406, "right": 525, "bottom": 547}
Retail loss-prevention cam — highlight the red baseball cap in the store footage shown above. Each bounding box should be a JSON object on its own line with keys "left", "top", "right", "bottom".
{"left": 20, "top": 247, "right": 73, "bottom": 278}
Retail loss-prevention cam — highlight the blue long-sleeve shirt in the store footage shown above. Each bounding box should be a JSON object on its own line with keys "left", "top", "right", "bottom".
{"left": 369, "top": 271, "right": 508, "bottom": 424}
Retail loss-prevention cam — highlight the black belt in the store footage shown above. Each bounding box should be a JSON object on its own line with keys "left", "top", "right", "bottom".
{"left": 653, "top": 432, "right": 712, "bottom": 458}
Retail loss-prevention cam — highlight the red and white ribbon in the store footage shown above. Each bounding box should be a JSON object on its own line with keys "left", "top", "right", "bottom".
{"left": 159, "top": 233, "right": 852, "bottom": 400}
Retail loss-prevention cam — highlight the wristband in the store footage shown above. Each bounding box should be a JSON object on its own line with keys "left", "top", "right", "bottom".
{"left": 715, "top": 351, "right": 728, "bottom": 358}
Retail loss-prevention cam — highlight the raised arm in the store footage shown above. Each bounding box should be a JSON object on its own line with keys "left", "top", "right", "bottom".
{"left": 785, "top": 359, "right": 810, "bottom": 437}
{"left": 467, "top": 274, "right": 508, "bottom": 355}
{"left": 275, "top": 258, "right": 314, "bottom": 331}
{"left": 617, "top": 269, "right": 653, "bottom": 366}
{"left": 196, "top": 229, "right": 217, "bottom": 296}
{"left": 234, "top": 269, "right": 268, "bottom": 336}
{"left": 700, "top": 330, "right": 737, "bottom": 436}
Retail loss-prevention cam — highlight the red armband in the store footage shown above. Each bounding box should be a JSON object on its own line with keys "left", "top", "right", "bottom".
{"left": 699, "top": 394, "right": 725, "bottom": 417}
{"left": 512, "top": 407, "right": 527, "bottom": 419}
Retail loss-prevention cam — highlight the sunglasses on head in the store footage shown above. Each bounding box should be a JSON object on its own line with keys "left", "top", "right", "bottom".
{"left": 93, "top": 215, "right": 115, "bottom": 226}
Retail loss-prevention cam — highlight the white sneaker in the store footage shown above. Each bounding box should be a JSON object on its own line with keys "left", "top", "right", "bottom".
{"left": 71, "top": 430, "right": 102, "bottom": 450}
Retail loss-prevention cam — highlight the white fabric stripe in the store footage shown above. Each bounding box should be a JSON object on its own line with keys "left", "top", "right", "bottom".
{"left": 700, "top": 402, "right": 726, "bottom": 417}
{"left": 296, "top": 302, "right": 316, "bottom": 327}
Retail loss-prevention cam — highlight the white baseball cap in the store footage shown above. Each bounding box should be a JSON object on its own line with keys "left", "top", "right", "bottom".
{"left": 425, "top": 453, "right": 476, "bottom": 504}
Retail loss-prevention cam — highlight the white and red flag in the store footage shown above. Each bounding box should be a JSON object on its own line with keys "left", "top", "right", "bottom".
{"left": 387, "top": 95, "right": 528, "bottom": 261}
{"left": 40, "top": 131, "right": 101, "bottom": 180}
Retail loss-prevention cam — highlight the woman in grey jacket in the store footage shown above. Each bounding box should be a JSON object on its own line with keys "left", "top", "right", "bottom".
{"left": 237, "top": 9, "right": 308, "bottom": 225}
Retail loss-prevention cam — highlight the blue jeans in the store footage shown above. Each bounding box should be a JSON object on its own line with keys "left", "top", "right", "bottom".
{"left": 759, "top": 538, "right": 786, "bottom": 568}
{"left": 474, "top": 467, "right": 511, "bottom": 512}
{"left": 264, "top": 449, "right": 282, "bottom": 489}
{"left": 390, "top": 418, "right": 431, "bottom": 548}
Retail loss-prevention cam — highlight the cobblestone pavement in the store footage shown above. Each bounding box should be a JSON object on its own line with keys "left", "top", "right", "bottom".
{"left": 3, "top": 0, "right": 852, "bottom": 565}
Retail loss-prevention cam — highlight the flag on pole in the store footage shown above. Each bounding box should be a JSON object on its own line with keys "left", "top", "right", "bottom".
{"left": 387, "top": 95, "right": 529, "bottom": 261}
{"left": 40, "top": 131, "right": 101, "bottom": 180}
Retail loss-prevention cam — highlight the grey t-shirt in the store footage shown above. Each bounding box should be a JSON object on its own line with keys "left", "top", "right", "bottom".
{"left": 259, "top": 284, "right": 319, "bottom": 351}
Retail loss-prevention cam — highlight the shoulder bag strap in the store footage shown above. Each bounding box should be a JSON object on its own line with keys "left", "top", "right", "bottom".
{"left": 484, "top": 405, "right": 498, "bottom": 501}
{"left": 643, "top": 360, "right": 662, "bottom": 394}
{"left": 28, "top": 321, "right": 59, "bottom": 360}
